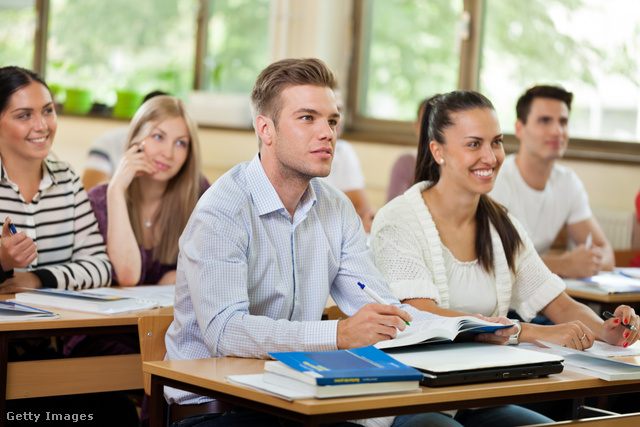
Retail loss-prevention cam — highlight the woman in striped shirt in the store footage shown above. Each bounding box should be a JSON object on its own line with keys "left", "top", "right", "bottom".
{"left": 0, "top": 66, "right": 111, "bottom": 293}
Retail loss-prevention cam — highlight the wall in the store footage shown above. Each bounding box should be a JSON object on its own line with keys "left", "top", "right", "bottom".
{"left": 55, "top": 116, "right": 640, "bottom": 215}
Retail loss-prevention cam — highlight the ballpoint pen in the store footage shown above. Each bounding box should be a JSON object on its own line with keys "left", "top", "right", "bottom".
{"left": 585, "top": 232, "right": 592, "bottom": 250}
{"left": 7, "top": 221, "right": 35, "bottom": 270}
{"left": 357, "top": 281, "right": 410, "bottom": 325}
{"left": 603, "top": 311, "right": 638, "bottom": 331}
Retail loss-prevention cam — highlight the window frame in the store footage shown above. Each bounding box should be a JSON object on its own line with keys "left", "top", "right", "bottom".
{"left": 345, "top": 0, "right": 640, "bottom": 164}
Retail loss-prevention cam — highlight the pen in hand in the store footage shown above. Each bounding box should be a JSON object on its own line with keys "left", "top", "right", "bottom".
{"left": 357, "top": 281, "right": 410, "bottom": 326}
{"left": 585, "top": 232, "right": 593, "bottom": 250}
{"left": 603, "top": 311, "right": 637, "bottom": 331}
{"left": 7, "top": 221, "right": 35, "bottom": 270}
{"left": 137, "top": 141, "right": 145, "bottom": 152}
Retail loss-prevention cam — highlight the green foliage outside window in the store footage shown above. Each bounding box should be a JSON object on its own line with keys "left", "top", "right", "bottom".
{"left": 0, "top": 4, "right": 35, "bottom": 70}
{"left": 362, "top": 0, "right": 461, "bottom": 121}
{"left": 46, "top": 0, "right": 197, "bottom": 106}
{"left": 205, "top": 0, "right": 271, "bottom": 93}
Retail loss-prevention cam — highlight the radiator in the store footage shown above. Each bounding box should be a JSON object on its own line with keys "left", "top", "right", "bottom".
{"left": 591, "top": 208, "right": 635, "bottom": 250}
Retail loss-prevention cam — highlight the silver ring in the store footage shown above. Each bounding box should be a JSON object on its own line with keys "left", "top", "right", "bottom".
{"left": 580, "top": 333, "right": 586, "bottom": 340}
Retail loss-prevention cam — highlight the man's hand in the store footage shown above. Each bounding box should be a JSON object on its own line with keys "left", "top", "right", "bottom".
{"left": 602, "top": 305, "right": 639, "bottom": 348}
{"left": 336, "top": 303, "right": 413, "bottom": 349}
{"left": 1, "top": 218, "right": 38, "bottom": 272}
{"left": 560, "top": 244, "right": 604, "bottom": 278}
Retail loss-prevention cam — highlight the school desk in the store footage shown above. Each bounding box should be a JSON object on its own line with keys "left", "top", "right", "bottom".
{"left": 144, "top": 356, "right": 640, "bottom": 427}
{"left": 564, "top": 279, "right": 640, "bottom": 313}
{"left": 0, "top": 293, "right": 172, "bottom": 427}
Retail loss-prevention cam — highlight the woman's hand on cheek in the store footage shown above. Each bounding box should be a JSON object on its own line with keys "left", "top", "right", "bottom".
{"left": 110, "top": 143, "right": 158, "bottom": 192}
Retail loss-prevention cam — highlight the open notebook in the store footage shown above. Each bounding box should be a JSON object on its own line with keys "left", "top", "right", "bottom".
{"left": 384, "top": 342, "right": 564, "bottom": 387}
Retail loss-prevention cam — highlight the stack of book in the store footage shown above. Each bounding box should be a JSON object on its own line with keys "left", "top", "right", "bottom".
{"left": 227, "top": 346, "right": 423, "bottom": 399}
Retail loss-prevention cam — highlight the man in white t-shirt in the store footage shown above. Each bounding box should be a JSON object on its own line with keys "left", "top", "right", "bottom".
{"left": 490, "top": 85, "right": 614, "bottom": 278}
{"left": 320, "top": 89, "right": 376, "bottom": 232}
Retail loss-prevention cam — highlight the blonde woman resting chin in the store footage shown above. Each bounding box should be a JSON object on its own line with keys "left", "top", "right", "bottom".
{"left": 88, "top": 95, "right": 210, "bottom": 286}
{"left": 371, "top": 90, "right": 639, "bottom": 354}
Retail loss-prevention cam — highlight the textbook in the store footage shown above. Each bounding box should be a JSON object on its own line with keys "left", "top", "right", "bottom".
{"left": 0, "top": 301, "right": 60, "bottom": 321}
{"left": 227, "top": 373, "right": 420, "bottom": 400}
{"left": 267, "top": 346, "right": 424, "bottom": 385}
{"left": 15, "top": 288, "right": 158, "bottom": 315}
{"left": 374, "top": 316, "right": 511, "bottom": 350}
{"left": 537, "top": 341, "right": 640, "bottom": 381}
{"left": 225, "top": 346, "right": 423, "bottom": 400}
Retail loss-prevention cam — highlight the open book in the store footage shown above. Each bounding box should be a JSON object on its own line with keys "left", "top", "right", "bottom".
{"left": 15, "top": 288, "right": 158, "bottom": 315}
{"left": 375, "top": 316, "right": 511, "bottom": 350}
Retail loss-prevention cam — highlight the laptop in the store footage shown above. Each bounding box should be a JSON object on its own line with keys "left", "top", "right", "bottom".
{"left": 383, "top": 342, "right": 564, "bottom": 387}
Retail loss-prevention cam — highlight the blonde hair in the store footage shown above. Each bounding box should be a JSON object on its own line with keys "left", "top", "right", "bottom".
{"left": 125, "top": 95, "right": 202, "bottom": 265}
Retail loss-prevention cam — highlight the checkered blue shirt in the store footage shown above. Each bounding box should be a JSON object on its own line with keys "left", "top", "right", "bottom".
{"left": 165, "top": 154, "right": 436, "bottom": 405}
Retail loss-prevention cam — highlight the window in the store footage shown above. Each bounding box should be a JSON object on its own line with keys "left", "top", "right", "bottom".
{"left": 46, "top": 0, "right": 197, "bottom": 106}
{"left": 350, "top": 0, "right": 640, "bottom": 154}
{"left": 0, "top": 0, "right": 36, "bottom": 69}
{"left": 203, "top": 0, "right": 271, "bottom": 93}
{"left": 357, "top": 0, "right": 462, "bottom": 121}
{"left": 480, "top": 0, "right": 640, "bottom": 143}
{"left": 0, "top": 0, "right": 271, "bottom": 117}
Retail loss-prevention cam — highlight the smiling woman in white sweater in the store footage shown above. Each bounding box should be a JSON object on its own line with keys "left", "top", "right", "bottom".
{"left": 371, "top": 90, "right": 639, "bottom": 427}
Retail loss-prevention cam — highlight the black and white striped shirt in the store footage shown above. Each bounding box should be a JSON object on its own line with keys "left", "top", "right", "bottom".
{"left": 0, "top": 157, "right": 111, "bottom": 289}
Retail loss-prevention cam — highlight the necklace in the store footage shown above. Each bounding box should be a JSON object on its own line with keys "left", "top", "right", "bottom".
{"left": 145, "top": 219, "right": 152, "bottom": 228}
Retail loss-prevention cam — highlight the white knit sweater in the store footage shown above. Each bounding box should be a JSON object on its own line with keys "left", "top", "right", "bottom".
{"left": 371, "top": 181, "right": 565, "bottom": 321}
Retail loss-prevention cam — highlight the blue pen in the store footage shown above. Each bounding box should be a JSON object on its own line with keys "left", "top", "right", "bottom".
{"left": 358, "top": 281, "right": 410, "bottom": 326}
{"left": 7, "top": 221, "right": 35, "bottom": 270}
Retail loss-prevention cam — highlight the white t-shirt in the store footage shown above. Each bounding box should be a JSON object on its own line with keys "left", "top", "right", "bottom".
{"left": 320, "top": 139, "right": 365, "bottom": 192}
{"left": 84, "top": 126, "right": 129, "bottom": 175}
{"left": 490, "top": 154, "right": 592, "bottom": 254}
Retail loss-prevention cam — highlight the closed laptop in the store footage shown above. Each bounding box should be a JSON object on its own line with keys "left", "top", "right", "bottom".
{"left": 384, "top": 342, "right": 564, "bottom": 387}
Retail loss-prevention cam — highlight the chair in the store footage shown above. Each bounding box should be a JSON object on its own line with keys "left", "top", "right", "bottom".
{"left": 325, "top": 305, "right": 347, "bottom": 320}
{"left": 138, "top": 315, "right": 174, "bottom": 396}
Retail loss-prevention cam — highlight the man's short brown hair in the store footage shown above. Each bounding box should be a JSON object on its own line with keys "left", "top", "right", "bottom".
{"left": 250, "top": 58, "right": 338, "bottom": 128}
{"left": 516, "top": 85, "right": 573, "bottom": 124}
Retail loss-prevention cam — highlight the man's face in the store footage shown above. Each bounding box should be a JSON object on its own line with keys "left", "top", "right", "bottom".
{"left": 516, "top": 97, "right": 570, "bottom": 162}
{"left": 269, "top": 85, "right": 340, "bottom": 181}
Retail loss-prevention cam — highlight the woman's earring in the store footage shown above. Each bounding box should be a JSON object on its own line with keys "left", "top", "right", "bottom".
{"left": 439, "top": 158, "right": 445, "bottom": 164}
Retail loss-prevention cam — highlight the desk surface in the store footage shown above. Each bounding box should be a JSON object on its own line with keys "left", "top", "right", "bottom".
{"left": 144, "top": 356, "right": 640, "bottom": 421}
{"left": 0, "top": 293, "right": 173, "bottom": 331}
{"left": 564, "top": 281, "right": 640, "bottom": 304}
{"left": 1, "top": 291, "right": 173, "bottom": 419}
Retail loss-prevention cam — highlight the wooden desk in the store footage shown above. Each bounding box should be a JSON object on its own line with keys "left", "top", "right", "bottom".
{"left": 564, "top": 280, "right": 640, "bottom": 313}
{"left": 144, "top": 357, "right": 640, "bottom": 427}
{"left": 0, "top": 294, "right": 172, "bottom": 427}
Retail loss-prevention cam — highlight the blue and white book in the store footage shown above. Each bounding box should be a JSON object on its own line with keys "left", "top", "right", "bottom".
{"left": 267, "top": 345, "right": 424, "bottom": 386}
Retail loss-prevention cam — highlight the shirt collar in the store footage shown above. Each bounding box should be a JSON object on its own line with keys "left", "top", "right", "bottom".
{"left": 0, "top": 156, "right": 58, "bottom": 188}
{"left": 245, "top": 153, "right": 317, "bottom": 219}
